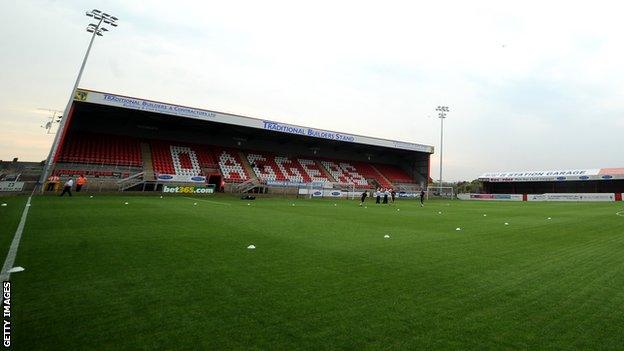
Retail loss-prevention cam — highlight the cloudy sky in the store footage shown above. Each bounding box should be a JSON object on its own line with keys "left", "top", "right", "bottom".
{"left": 1, "top": 0, "right": 623, "bottom": 181}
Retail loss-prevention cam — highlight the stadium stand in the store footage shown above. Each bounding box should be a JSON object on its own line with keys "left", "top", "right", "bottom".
{"left": 216, "top": 149, "right": 249, "bottom": 182}
{"left": 53, "top": 133, "right": 419, "bottom": 188}
{"left": 320, "top": 160, "right": 369, "bottom": 187}
{"left": 245, "top": 152, "right": 314, "bottom": 184}
{"left": 58, "top": 133, "right": 141, "bottom": 166}
{"left": 351, "top": 162, "right": 392, "bottom": 189}
{"left": 373, "top": 164, "right": 413, "bottom": 184}
{"left": 151, "top": 141, "right": 218, "bottom": 177}
{"left": 298, "top": 159, "right": 331, "bottom": 183}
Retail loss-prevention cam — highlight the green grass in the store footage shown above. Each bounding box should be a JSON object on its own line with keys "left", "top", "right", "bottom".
{"left": 0, "top": 196, "right": 28, "bottom": 263}
{"left": 6, "top": 195, "right": 624, "bottom": 350}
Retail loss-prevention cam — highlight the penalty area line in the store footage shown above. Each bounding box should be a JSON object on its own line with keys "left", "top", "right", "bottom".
{"left": 182, "top": 197, "right": 232, "bottom": 206}
{"left": 0, "top": 196, "right": 32, "bottom": 281}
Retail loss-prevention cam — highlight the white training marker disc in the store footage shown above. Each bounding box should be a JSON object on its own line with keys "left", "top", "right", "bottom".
{"left": 90, "top": 196, "right": 94, "bottom": 198}
{"left": 456, "top": 227, "right": 461, "bottom": 231}
{"left": 247, "top": 244, "right": 256, "bottom": 249}
{"left": 438, "top": 211, "right": 442, "bottom": 214}
{"left": 547, "top": 217, "right": 552, "bottom": 220}
{"left": 247, "top": 203, "right": 250, "bottom": 206}
{"left": 124, "top": 202, "right": 129, "bottom": 205}
{"left": 8, "top": 267, "right": 24, "bottom": 273}
{"left": 504, "top": 222, "right": 509, "bottom": 225}
{"left": 193, "top": 203, "right": 197, "bottom": 206}
{"left": 384, "top": 235, "right": 390, "bottom": 239}
{"left": 483, "top": 214, "right": 487, "bottom": 217}
{"left": 0, "top": 203, "right": 6, "bottom": 207}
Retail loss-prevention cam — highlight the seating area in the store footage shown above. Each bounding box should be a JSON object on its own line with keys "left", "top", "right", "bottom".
{"left": 320, "top": 160, "right": 369, "bottom": 187}
{"left": 297, "top": 159, "right": 331, "bottom": 183}
{"left": 55, "top": 133, "right": 416, "bottom": 187}
{"left": 374, "top": 164, "right": 413, "bottom": 184}
{"left": 352, "top": 162, "right": 392, "bottom": 189}
{"left": 58, "top": 133, "right": 141, "bottom": 166}
{"left": 246, "top": 153, "right": 313, "bottom": 184}
{"left": 216, "top": 149, "right": 249, "bottom": 183}
{"left": 151, "top": 141, "right": 218, "bottom": 176}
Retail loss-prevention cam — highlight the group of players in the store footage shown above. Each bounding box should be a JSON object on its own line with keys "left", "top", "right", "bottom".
{"left": 359, "top": 188, "right": 426, "bottom": 206}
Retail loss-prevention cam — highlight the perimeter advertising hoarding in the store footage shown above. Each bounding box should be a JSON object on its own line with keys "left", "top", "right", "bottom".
{"left": 526, "top": 193, "right": 615, "bottom": 202}
{"left": 0, "top": 181, "right": 25, "bottom": 192}
{"left": 162, "top": 185, "right": 214, "bottom": 194}
{"left": 457, "top": 194, "right": 523, "bottom": 201}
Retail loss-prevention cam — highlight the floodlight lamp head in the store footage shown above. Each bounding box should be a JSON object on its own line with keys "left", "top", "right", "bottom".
{"left": 86, "top": 12, "right": 93, "bottom": 17}
{"left": 92, "top": 9, "right": 102, "bottom": 13}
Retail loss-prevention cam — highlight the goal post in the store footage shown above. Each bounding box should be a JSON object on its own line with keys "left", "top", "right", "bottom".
{"left": 426, "top": 186, "right": 455, "bottom": 200}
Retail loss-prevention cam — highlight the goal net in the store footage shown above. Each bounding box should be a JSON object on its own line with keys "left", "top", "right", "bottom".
{"left": 426, "top": 186, "right": 455, "bottom": 199}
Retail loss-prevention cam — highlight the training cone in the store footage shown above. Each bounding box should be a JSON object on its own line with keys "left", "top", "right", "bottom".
{"left": 247, "top": 244, "right": 256, "bottom": 249}
{"left": 456, "top": 227, "right": 461, "bottom": 231}
{"left": 384, "top": 235, "right": 390, "bottom": 239}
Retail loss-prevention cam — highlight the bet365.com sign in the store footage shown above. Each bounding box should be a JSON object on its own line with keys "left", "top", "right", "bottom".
{"left": 162, "top": 185, "right": 214, "bottom": 194}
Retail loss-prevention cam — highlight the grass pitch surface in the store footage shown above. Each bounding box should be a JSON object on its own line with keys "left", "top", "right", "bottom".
{"left": 2, "top": 195, "right": 624, "bottom": 350}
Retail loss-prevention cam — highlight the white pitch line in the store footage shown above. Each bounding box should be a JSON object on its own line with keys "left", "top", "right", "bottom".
{"left": 0, "top": 196, "right": 32, "bottom": 281}
{"left": 182, "top": 197, "right": 232, "bottom": 206}
{"left": 616, "top": 211, "right": 624, "bottom": 217}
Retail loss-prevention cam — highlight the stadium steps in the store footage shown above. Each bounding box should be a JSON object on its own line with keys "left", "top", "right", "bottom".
{"left": 140, "top": 142, "right": 155, "bottom": 180}
{"left": 238, "top": 151, "right": 259, "bottom": 183}
{"left": 370, "top": 164, "right": 394, "bottom": 188}
{"left": 316, "top": 160, "right": 336, "bottom": 182}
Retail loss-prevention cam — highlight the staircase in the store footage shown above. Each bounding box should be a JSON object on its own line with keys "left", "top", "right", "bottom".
{"left": 117, "top": 171, "right": 145, "bottom": 191}
{"left": 370, "top": 165, "right": 393, "bottom": 188}
{"left": 316, "top": 160, "right": 336, "bottom": 182}
{"left": 140, "top": 142, "right": 154, "bottom": 180}
{"left": 238, "top": 151, "right": 258, "bottom": 183}
{"left": 235, "top": 178, "right": 261, "bottom": 193}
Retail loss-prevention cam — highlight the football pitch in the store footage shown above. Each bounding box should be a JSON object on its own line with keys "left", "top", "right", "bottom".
{"left": 1, "top": 195, "right": 624, "bottom": 350}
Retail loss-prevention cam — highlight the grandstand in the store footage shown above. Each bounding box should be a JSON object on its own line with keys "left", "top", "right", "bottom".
{"left": 46, "top": 89, "right": 434, "bottom": 194}
{"left": 479, "top": 168, "right": 624, "bottom": 194}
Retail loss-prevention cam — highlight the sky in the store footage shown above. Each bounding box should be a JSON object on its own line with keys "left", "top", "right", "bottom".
{"left": 1, "top": 0, "right": 623, "bottom": 181}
